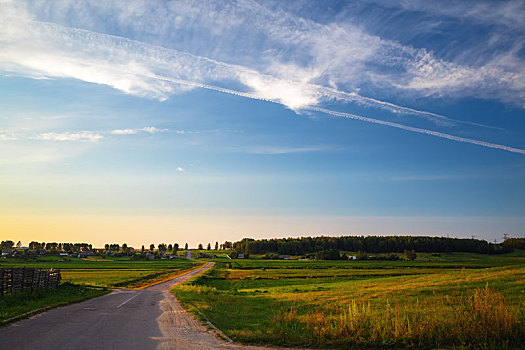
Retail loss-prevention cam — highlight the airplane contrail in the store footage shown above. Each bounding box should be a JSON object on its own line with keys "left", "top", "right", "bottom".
{"left": 149, "top": 73, "right": 525, "bottom": 156}
{"left": 3, "top": 13, "right": 520, "bottom": 154}
{"left": 307, "top": 107, "right": 525, "bottom": 155}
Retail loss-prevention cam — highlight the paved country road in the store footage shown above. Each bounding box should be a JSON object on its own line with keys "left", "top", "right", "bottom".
{"left": 0, "top": 262, "right": 291, "bottom": 350}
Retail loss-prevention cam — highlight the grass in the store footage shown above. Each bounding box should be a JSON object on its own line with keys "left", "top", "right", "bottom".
{"left": 0, "top": 283, "right": 109, "bottom": 326}
{"left": 0, "top": 255, "right": 200, "bottom": 325}
{"left": 174, "top": 251, "right": 525, "bottom": 349}
{"left": 1, "top": 255, "right": 199, "bottom": 288}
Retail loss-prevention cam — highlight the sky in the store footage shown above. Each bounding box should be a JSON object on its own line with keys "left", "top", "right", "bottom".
{"left": 1, "top": 0, "right": 524, "bottom": 248}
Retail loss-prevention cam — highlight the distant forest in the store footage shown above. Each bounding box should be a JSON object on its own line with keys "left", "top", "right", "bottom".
{"left": 233, "top": 236, "right": 524, "bottom": 255}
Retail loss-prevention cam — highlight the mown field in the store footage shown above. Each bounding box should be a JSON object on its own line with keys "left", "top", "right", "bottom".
{"left": 175, "top": 251, "right": 525, "bottom": 349}
{"left": 0, "top": 254, "right": 199, "bottom": 324}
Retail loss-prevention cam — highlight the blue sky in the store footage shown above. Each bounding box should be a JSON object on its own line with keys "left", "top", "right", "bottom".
{"left": 1, "top": 0, "right": 524, "bottom": 247}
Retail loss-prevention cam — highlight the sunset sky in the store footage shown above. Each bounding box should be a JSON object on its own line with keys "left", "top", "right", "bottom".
{"left": 1, "top": 0, "right": 524, "bottom": 248}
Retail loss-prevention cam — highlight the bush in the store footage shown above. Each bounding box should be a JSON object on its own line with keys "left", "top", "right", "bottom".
{"left": 404, "top": 249, "right": 417, "bottom": 261}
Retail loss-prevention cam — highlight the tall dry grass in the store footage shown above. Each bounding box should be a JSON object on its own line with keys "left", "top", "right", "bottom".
{"left": 274, "top": 284, "right": 524, "bottom": 348}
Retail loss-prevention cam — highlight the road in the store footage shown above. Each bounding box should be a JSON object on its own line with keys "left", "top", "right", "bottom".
{"left": 0, "top": 262, "right": 285, "bottom": 350}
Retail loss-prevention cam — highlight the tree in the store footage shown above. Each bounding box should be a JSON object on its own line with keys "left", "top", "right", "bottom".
{"left": 150, "top": 244, "right": 155, "bottom": 251}
{"left": 207, "top": 243, "right": 211, "bottom": 250}
{"left": 173, "top": 243, "right": 179, "bottom": 252}
{"left": 122, "top": 243, "right": 128, "bottom": 252}
{"left": 223, "top": 241, "right": 232, "bottom": 250}
{"left": 316, "top": 249, "right": 341, "bottom": 260}
{"left": 185, "top": 243, "right": 188, "bottom": 250}
{"left": 215, "top": 242, "right": 219, "bottom": 250}
{"left": 16, "top": 241, "right": 22, "bottom": 248}
{"left": 168, "top": 244, "right": 173, "bottom": 251}
{"left": 104, "top": 244, "right": 110, "bottom": 251}
{"left": 141, "top": 245, "right": 145, "bottom": 253}
{"left": 158, "top": 243, "right": 167, "bottom": 252}
{"left": 198, "top": 243, "right": 203, "bottom": 250}
{"left": 29, "top": 241, "right": 41, "bottom": 250}
{"left": 0, "top": 240, "right": 14, "bottom": 250}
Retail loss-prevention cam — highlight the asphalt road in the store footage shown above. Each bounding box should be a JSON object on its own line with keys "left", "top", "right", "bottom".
{"left": 0, "top": 262, "right": 241, "bottom": 350}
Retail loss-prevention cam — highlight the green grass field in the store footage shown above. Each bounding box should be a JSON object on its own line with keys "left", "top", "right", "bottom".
{"left": 0, "top": 255, "right": 199, "bottom": 325}
{"left": 175, "top": 251, "right": 525, "bottom": 349}
{"left": 0, "top": 255, "right": 199, "bottom": 288}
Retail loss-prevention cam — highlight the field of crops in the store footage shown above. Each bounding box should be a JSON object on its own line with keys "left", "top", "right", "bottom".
{"left": 175, "top": 251, "right": 525, "bottom": 349}
{"left": 0, "top": 255, "right": 199, "bottom": 288}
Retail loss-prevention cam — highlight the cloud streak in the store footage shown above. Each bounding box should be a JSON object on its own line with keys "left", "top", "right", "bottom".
{"left": 307, "top": 107, "right": 525, "bottom": 155}
{"left": 0, "top": 1, "right": 523, "bottom": 155}
{"left": 32, "top": 131, "right": 103, "bottom": 142}
{"left": 111, "top": 127, "right": 168, "bottom": 135}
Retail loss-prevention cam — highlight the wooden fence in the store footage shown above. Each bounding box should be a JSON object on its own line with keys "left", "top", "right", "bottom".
{"left": 0, "top": 267, "right": 61, "bottom": 295}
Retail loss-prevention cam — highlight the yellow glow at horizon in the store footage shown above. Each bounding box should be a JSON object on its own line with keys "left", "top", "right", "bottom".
{"left": 1, "top": 214, "right": 517, "bottom": 248}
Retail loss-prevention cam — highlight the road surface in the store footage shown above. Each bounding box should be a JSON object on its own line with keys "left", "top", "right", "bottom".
{"left": 0, "top": 262, "right": 287, "bottom": 350}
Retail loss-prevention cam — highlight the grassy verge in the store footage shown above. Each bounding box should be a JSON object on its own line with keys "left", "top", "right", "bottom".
{"left": 174, "top": 254, "right": 525, "bottom": 349}
{"left": 0, "top": 283, "right": 109, "bottom": 326}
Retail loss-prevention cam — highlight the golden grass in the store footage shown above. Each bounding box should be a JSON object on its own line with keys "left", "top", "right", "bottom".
{"left": 270, "top": 284, "right": 523, "bottom": 348}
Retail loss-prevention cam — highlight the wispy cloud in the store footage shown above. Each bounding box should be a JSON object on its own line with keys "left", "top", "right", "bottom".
{"left": 32, "top": 131, "right": 103, "bottom": 142}
{"left": 307, "top": 107, "right": 525, "bottom": 155}
{"left": 111, "top": 126, "right": 168, "bottom": 135}
{"left": 111, "top": 129, "right": 137, "bottom": 135}
{"left": 141, "top": 126, "right": 167, "bottom": 133}
{"left": 0, "top": 130, "right": 18, "bottom": 141}
{"left": 1, "top": 1, "right": 523, "bottom": 154}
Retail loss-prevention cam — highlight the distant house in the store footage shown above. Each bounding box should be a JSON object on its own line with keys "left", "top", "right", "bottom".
{"left": 39, "top": 249, "right": 46, "bottom": 255}
{"left": 59, "top": 252, "right": 68, "bottom": 257}
{"left": 146, "top": 253, "right": 155, "bottom": 260}
{"left": 349, "top": 256, "right": 357, "bottom": 260}
{"left": 1, "top": 251, "right": 10, "bottom": 258}
{"left": 237, "top": 253, "right": 244, "bottom": 259}
{"left": 78, "top": 251, "right": 88, "bottom": 258}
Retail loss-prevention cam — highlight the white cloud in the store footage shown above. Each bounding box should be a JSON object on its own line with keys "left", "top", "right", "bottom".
{"left": 141, "top": 126, "right": 167, "bottom": 133}
{"left": 111, "top": 129, "right": 137, "bottom": 135}
{"left": 32, "top": 131, "right": 103, "bottom": 142}
{"left": 0, "top": 1, "right": 523, "bottom": 154}
{"left": 176, "top": 167, "right": 185, "bottom": 172}
{"left": 110, "top": 127, "right": 168, "bottom": 135}
{"left": 0, "top": 132, "right": 17, "bottom": 141}
{"left": 3, "top": 0, "right": 523, "bottom": 112}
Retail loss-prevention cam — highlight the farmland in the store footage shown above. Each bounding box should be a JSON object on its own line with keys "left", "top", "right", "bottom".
{"left": 0, "top": 255, "right": 199, "bottom": 288}
{"left": 175, "top": 251, "right": 525, "bottom": 349}
{"left": 0, "top": 254, "right": 199, "bottom": 324}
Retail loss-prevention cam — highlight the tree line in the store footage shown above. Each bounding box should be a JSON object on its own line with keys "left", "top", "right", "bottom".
{"left": 233, "top": 236, "right": 516, "bottom": 255}
{"left": 1, "top": 240, "right": 235, "bottom": 253}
